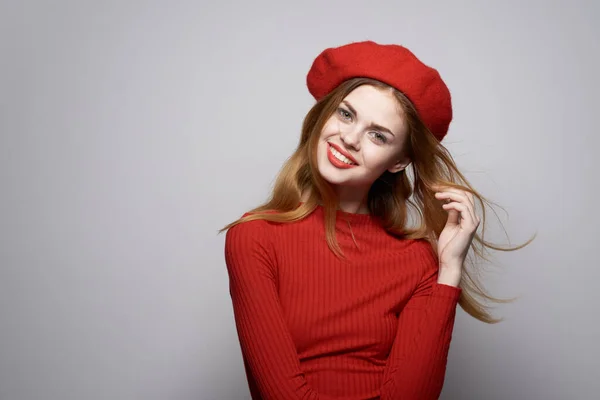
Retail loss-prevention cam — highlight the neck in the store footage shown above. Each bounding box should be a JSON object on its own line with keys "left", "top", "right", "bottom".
{"left": 301, "top": 185, "right": 371, "bottom": 215}
{"left": 336, "top": 184, "right": 370, "bottom": 214}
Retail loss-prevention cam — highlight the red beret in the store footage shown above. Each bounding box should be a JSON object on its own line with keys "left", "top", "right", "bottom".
{"left": 306, "top": 41, "right": 453, "bottom": 142}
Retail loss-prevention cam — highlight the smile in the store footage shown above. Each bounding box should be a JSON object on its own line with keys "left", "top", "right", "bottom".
{"left": 327, "top": 142, "right": 358, "bottom": 169}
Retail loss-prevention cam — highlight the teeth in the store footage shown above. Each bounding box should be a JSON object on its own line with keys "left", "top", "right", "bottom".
{"left": 330, "top": 146, "right": 355, "bottom": 165}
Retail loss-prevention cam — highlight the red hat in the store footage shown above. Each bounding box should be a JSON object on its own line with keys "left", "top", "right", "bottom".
{"left": 306, "top": 41, "right": 452, "bottom": 142}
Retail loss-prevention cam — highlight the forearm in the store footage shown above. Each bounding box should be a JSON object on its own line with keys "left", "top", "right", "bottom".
{"left": 381, "top": 283, "right": 461, "bottom": 399}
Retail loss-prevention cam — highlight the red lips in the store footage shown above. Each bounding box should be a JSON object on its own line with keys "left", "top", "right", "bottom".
{"left": 328, "top": 142, "right": 358, "bottom": 164}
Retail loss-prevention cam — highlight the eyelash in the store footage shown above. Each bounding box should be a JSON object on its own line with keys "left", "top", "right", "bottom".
{"left": 336, "top": 107, "right": 388, "bottom": 144}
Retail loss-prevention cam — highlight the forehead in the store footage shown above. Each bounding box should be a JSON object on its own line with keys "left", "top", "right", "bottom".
{"left": 343, "top": 85, "right": 405, "bottom": 132}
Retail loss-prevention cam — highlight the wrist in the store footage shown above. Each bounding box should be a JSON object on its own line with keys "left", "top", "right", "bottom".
{"left": 437, "top": 273, "right": 461, "bottom": 287}
{"left": 437, "top": 264, "right": 462, "bottom": 287}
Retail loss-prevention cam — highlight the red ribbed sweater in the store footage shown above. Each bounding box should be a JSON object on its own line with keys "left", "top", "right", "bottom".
{"left": 224, "top": 205, "right": 461, "bottom": 400}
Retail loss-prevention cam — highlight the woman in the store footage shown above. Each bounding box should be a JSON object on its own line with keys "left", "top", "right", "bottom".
{"left": 221, "top": 41, "right": 533, "bottom": 400}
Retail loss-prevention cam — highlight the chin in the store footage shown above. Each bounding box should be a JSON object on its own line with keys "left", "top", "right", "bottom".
{"left": 318, "top": 166, "right": 350, "bottom": 186}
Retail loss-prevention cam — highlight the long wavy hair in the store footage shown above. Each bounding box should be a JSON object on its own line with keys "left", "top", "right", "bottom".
{"left": 220, "top": 77, "right": 535, "bottom": 324}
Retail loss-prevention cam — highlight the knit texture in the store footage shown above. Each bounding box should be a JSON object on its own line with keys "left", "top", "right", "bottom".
{"left": 224, "top": 205, "right": 461, "bottom": 400}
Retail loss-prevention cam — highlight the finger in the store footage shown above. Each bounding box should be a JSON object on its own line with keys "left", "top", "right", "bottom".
{"left": 439, "top": 187, "right": 475, "bottom": 209}
{"left": 435, "top": 187, "right": 481, "bottom": 228}
{"left": 436, "top": 191, "right": 477, "bottom": 224}
{"left": 464, "top": 190, "right": 475, "bottom": 209}
{"left": 442, "top": 202, "right": 478, "bottom": 230}
{"left": 444, "top": 203, "right": 460, "bottom": 226}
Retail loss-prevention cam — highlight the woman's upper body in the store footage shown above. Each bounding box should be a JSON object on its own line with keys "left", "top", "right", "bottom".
{"left": 225, "top": 205, "right": 462, "bottom": 400}
{"left": 222, "top": 40, "right": 492, "bottom": 400}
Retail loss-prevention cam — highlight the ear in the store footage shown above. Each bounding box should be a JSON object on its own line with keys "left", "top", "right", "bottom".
{"left": 388, "top": 158, "right": 411, "bottom": 174}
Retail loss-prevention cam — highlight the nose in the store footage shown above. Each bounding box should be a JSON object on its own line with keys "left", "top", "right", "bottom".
{"left": 339, "top": 125, "right": 361, "bottom": 150}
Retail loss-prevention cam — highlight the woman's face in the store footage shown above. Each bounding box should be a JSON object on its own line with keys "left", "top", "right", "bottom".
{"left": 316, "top": 85, "right": 410, "bottom": 189}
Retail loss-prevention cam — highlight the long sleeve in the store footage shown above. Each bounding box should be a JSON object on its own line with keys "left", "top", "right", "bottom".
{"left": 224, "top": 220, "right": 336, "bottom": 400}
{"left": 380, "top": 245, "right": 462, "bottom": 400}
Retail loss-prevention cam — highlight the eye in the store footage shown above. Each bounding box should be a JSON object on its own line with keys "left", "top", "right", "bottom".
{"left": 369, "top": 131, "right": 388, "bottom": 144}
{"left": 337, "top": 107, "right": 352, "bottom": 121}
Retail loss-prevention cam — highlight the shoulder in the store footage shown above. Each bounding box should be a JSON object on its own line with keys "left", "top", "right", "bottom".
{"left": 403, "top": 238, "right": 439, "bottom": 274}
{"left": 224, "top": 214, "right": 276, "bottom": 254}
{"left": 412, "top": 238, "right": 437, "bottom": 260}
{"left": 387, "top": 236, "right": 436, "bottom": 259}
{"left": 224, "top": 214, "right": 279, "bottom": 275}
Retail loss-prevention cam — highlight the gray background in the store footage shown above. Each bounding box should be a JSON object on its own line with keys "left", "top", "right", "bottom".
{"left": 1, "top": 0, "right": 598, "bottom": 399}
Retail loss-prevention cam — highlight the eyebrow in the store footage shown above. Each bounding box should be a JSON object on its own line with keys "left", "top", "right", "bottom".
{"left": 342, "top": 100, "right": 396, "bottom": 137}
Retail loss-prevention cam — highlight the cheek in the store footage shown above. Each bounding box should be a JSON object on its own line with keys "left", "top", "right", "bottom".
{"left": 361, "top": 145, "right": 396, "bottom": 169}
{"left": 320, "top": 118, "right": 338, "bottom": 138}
